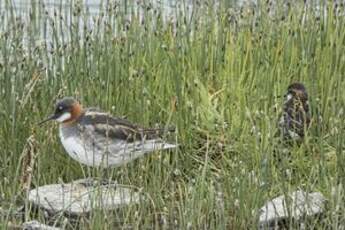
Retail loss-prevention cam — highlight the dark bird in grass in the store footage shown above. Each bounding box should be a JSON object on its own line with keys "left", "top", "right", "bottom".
{"left": 278, "top": 82, "right": 311, "bottom": 143}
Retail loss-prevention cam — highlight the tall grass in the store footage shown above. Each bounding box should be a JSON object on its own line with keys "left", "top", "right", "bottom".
{"left": 0, "top": 0, "right": 345, "bottom": 228}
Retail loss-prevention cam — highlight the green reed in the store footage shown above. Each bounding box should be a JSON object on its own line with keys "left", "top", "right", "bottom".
{"left": 0, "top": 0, "right": 345, "bottom": 228}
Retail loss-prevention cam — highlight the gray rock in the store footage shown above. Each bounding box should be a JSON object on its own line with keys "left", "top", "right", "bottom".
{"left": 22, "top": 220, "right": 60, "bottom": 230}
{"left": 28, "top": 178, "right": 140, "bottom": 216}
{"left": 258, "top": 190, "right": 326, "bottom": 229}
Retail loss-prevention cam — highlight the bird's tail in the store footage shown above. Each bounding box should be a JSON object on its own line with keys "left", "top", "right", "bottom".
{"left": 138, "top": 126, "right": 176, "bottom": 139}
{"left": 133, "top": 139, "right": 177, "bottom": 153}
{"left": 140, "top": 126, "right": 175, "bottom": 133}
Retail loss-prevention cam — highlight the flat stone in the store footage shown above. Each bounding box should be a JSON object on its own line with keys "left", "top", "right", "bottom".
{"left": 258, "top": 190, "right": 326, "bottom": 229}
{"left": 28, "top": 178, "right": 140, "bottom": 216}
{"left": 22, "top": 220, "right": 60, "bottom": 230}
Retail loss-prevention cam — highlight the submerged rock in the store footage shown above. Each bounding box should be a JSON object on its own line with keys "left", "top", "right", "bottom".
{"left": 258, "top": 190, "right": 326, "bottom": 229}
{"left": 28, "top": 178, "right": 140, "bottom": 216}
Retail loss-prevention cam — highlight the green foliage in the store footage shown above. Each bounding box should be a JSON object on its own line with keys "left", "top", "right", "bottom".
{"left": 0, "top": 0, "right": 344, "bottom": 228}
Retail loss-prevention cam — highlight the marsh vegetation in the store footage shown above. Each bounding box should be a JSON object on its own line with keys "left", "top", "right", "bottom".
{"left": 0, "top": 0, "right": 345, "bottom": 228}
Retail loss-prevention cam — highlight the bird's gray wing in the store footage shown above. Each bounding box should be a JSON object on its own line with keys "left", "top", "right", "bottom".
{"left": 78, "top": 111, "right": 174, "bottom": 143}
{"left": 77, "top": 111, "right": 143, "bottom": 142}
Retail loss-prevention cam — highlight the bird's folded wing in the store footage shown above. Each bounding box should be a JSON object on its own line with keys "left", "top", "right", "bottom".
{"left": 79, "top": 111, "right": 173, "bottom": 142}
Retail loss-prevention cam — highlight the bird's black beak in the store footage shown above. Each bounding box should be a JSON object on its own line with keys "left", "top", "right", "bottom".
{"left": 38, "top": 114, "right": 58, "bottom": 125}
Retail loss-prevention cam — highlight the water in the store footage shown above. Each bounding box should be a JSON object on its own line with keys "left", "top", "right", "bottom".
{"left": 1, "top": 0, "right": 338, "bottom": 53}
{"left": 0, "top": 0, "right": 199, "bottom": 73}
{"left": 7, "top": 0, "right": 182, "bottom": 15}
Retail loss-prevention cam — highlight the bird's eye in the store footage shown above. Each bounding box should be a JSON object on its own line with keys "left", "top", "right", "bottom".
{"left": 58, "top": 106, "right": 63, "bottom": 111}
{"left": 288, "top": 90, "right": 295, "bottom": 96}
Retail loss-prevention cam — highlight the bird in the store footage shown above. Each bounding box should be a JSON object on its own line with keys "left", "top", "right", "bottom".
{"left": 278, "top": 82, "right": 311, "bottom": 143}
{"left": 39, "top": 97, "right": 177, "bottom": 168}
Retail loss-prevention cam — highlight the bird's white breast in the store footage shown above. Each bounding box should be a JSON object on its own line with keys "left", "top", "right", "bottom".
{"left": 59, "top": 127, "right": 102, "bottom": 167}
{"left": 58, "top": 125, "right": 177, "bottom": 168}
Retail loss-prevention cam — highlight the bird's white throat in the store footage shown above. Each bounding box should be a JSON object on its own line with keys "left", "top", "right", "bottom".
{"left": 285, "top": 93, "right": 293, "bottom": 102}
{"left": 56, "top": 112, "right": 72, "bottom": 123}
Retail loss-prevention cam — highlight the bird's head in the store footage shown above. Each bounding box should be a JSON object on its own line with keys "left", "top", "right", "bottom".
{"left": 39, "top": 97, "right": 83, "bottom": 125}
{"left": 285, "top": 82, "right": 308, "bottom": 103}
